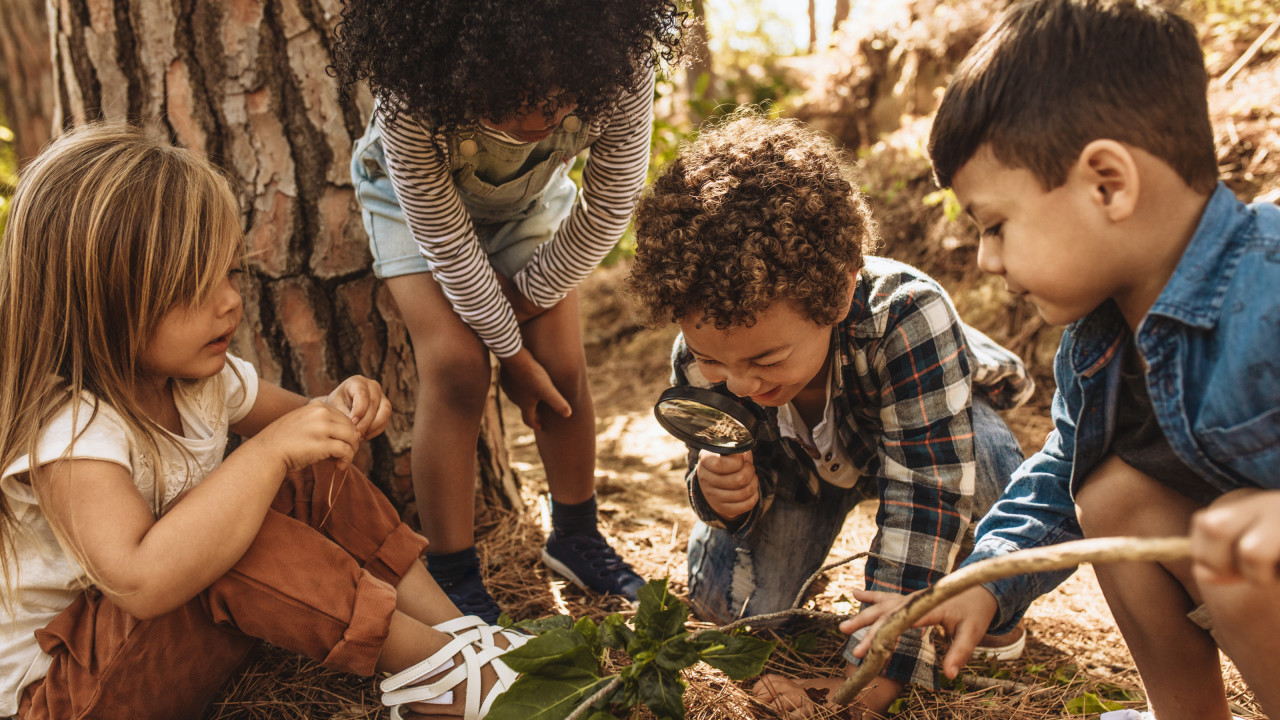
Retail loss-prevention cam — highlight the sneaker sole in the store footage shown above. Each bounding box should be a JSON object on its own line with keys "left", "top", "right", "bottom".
{"left": 973, "top": 629, "right": 1026, "bottom": 661}
{"left": 541, "top": 548, "right": 593, "bottom": 591}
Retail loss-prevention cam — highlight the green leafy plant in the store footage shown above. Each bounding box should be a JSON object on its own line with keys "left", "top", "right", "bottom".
{"left": 487, "top": 579, "right": 775, "bottom": 720}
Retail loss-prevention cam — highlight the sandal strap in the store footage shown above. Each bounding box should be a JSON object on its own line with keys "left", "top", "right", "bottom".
{"left": 381, "top": 621, "right": 527, "bottom": 720}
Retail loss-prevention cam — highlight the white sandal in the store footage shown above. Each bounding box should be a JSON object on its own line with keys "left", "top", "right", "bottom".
{"left": 380, "top": 616, "right": 528, "bottom": 720}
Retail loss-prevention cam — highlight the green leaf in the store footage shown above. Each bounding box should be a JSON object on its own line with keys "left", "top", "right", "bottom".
{"left": 586, "top": 712, "right": 621, "bottom": 720}
{"left": 599, "top": 613, "right": 635, "bottom": 651}
{"left": 887, "top": 697, "right": 908, "bottom": 714}
{"left": 1063, "top": 692, "right": 1124, "bottom": 714}
{"left": 636, "top": 663, "right": 687, "bottom": 720}
{"left": 575, "top": 616, "right": 601, "bottom": 654}
{"left": 655, "top": 637, "right": 702, "bottom": 672}
{"left": 498, "top": 628, "right": 601, "bottom": 678}
{"left": 485, "top": 674, "right": 614, "bottom": 720}
{"left": 688, "top": 630, "right": 775, "bottom": 680}
{"left": 790, "top": 632, "right": 818, "bottom": 655}
{"left": 634, "top": 579, "right": 680, "bottom": 630}
{"left": 515, "top": 615, "right": 576, "bottom": 634}
{"left": 639, "top": 605, "right": 689, "bottom": 644}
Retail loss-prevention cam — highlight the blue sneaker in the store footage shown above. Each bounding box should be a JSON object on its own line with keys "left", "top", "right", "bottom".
{"left": 438, "top": 571, "right": 502, "bottom": 624}
{"left": 542, "top": 529, "right": 646, "bottom": 601}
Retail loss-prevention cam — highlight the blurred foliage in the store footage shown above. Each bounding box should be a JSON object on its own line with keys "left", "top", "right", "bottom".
{"left": 1178, "top": 0, "right": 1280, "bottom": 72}
{"left": 0, "top": 117, "right": 16, "bottom": 237}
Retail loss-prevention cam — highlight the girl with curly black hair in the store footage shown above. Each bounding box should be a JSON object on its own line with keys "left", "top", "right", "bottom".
{"left": 331, "top": 0, "right": 683, "bottom": 630}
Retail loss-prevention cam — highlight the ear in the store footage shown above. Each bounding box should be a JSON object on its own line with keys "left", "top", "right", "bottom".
{"left": 833, "top": 268, "right": 860, "bottom": 323}
{"left": 1071, "top": 139, "right": 1140, "bottom": 222}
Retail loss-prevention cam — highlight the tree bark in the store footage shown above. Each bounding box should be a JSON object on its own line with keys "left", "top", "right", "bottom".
{"left": 682, "top": 0, "right": 714, "bottom": 124}
{"left": 0, "top": 0, "right": 55, "bottom": 166}
{"left": 47, "top": 0, "right": 520, "bottom": 515}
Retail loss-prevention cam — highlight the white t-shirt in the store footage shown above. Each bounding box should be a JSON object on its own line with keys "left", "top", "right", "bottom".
{"left": 775, "top": 365, "right": 861, "bottom": 490}
{"left": 0, "top": 355, "right": 259, "bottom": 716}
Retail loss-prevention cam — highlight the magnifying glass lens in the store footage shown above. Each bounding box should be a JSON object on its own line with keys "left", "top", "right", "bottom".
{"left": 653, "top": 386, "right": 758, "bottom": 454}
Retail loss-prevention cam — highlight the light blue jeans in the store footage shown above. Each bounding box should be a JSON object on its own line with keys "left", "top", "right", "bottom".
{"left": 686, "top": 397, "right": 1024, "bottom": 624}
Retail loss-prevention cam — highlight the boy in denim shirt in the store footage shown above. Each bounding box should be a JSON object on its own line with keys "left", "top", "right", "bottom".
{"left": 625, "top": 111, "right": 1034, "bottom": 716}
{"left": 848, "top": 1, "right": 1280, "bottom": 718}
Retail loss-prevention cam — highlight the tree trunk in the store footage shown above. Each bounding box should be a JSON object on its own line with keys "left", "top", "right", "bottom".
{"left": 833, "top": 0, "right": 851, "bottom": 34}
{"left": 47, "top": 0, "right": 520, "bottom": 516}
{"left": 808, "top": 0, "right": 818, "bottom": 52}
{"left": 682, "top": 0, "right": 713, "bottom": 124}
{"left": 0, "top": 0, "right": 55, "bottom": 166}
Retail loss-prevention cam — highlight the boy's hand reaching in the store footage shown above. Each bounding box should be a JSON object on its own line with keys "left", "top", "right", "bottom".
{"left": 499, "top": 348, "right": 572, "bottom": 430}
{"left": 325, "top": 375, "right": 391, "bottom": 440}
{"left": 695, "top": 449, "right": 759, "bottom": 522}
{"left": 1191, "top": 487, "right": 1280, "bottom": 587}
{"left": 845, "top": 586, "right": 999, "bottom": 680}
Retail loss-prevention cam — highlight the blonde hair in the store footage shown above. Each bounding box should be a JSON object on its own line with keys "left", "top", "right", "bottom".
{"left": 0, "top": 124, "right": 245, "bottom": 605}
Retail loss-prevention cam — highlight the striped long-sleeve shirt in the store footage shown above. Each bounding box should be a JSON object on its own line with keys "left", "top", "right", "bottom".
{"left": 672, "top": 256, "right": 1034, "bottom": 688}
{"left": 377, "top": 67, "right": 655, "bottom": 357}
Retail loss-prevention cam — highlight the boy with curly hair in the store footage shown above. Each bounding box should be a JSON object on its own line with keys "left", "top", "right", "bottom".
{"left": 331, "top": 0, "right": 684, "bottom": 621}
{"left": 626, "top": 111, "right": 1034, "bottom": 715}
{"left": 847, "top": 1, "right": 1280, "bottom": 718}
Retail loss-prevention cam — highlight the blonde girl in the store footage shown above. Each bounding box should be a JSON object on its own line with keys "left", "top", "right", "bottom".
{"left": 0, "top": 124, "right": 522, "bottom": 720}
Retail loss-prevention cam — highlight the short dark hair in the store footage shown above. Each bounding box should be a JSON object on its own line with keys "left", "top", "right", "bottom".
{"left": 928, "top": 0, "right": 1217, "bottom": 193}
{"left": 627, "top": 110, "right": 875, "bottom": 330}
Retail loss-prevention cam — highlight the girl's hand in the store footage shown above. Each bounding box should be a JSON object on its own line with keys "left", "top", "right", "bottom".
{"left": 844, "top": 586, "right": 998, "bottom": 680}
{"left": 695, "top": 449, "right": 759, "bottom": 522}
{"left": 498, "top": 348, "right": 572, "bottom": 430}
{"left": 495, "top": 272, "right": 549, "bottom": 324}
{"left": 246, "top": 398, "right": 363, "bottom": 473}
{"left": 325, "top": 374, "right": 392, "bottom": 440}
{"left": 1191, "top": 488, "right": 1280, "bottom": 587}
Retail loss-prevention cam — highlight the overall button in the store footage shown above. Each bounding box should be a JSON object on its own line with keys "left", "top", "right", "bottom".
{"left": 830, "top": 463, "right": 841, "bottom": 472}
{"left": 458, "top": 139, "right": 479, "bottom": 158}
{"left": 561, "top": 116, "right": 582, "bottom": 133}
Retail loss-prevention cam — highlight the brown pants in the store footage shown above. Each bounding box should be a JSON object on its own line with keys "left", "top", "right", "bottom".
{"left": 18, "top": 461, "right": 428, "bottom": 720}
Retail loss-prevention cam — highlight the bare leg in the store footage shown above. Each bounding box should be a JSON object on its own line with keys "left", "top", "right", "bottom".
{"left": 1201, "top": 579, "right": 1280, "bottom": 714}
{"left": 384, "top": 273, "right": 493, "bottom": 553}
{"left": 519, "top": 288, "right": 595, "bottom": 504}
{"left": 1075, "top": 456, "right": 1232, "bottom": 720}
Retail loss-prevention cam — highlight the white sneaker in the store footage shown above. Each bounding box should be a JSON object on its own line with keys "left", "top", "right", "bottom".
{"left": 1099, "top": 710, "right": 1246, "bottom": 720}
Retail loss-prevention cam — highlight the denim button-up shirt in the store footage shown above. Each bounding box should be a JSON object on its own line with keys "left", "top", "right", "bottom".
{"left": 966, "top": 185, "right": 1280, "bottom": 634}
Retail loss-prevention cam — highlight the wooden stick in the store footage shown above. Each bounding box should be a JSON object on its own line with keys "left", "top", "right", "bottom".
{"left": 831, "top": 536, "right": 1191, "bottom": 705}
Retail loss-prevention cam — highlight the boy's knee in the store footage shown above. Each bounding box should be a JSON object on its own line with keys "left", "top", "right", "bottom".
{"left": 1074, "top": 456, "right": 1160, "bottom": 537}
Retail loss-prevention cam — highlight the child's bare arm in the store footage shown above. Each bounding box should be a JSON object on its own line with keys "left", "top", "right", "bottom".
{"left": 33, "top": 401, "right": 361, "bottom": 620}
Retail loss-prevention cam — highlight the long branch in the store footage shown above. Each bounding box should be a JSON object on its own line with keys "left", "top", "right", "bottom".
{"left": 831, "top": 536, "right": 1191, "bottom": 705}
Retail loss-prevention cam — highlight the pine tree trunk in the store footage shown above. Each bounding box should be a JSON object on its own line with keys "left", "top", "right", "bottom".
{"left": 47, "top": 0, "right": 521, "bottom": 515}
{"left": 0, "top": 0, "right": 54, "bottom": 166}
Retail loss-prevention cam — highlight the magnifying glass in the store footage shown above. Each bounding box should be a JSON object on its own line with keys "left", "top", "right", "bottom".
{"left": 653, "top": 386, "right": 758, "bottom": 454}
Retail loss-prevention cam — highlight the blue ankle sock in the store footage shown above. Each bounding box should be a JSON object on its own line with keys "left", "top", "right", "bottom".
{"left": 424, "top": 546, "right": 480, "bottom": 586}
{"left": 550, "top": 495, "right": 598, "bottom": 536}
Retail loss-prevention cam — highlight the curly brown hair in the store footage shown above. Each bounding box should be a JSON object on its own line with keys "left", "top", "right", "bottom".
{"left": 330, "top": 0, "right": 684, "bottom": 133}
{"left": 627, "top": 111, "right": 876, "bottom": 330}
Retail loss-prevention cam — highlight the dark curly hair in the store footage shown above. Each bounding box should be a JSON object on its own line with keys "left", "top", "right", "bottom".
{"left": 330, "top": 0, "right": 684, "bottom": 132}
{"left": 627, "top": 110, "right": 876, "bottom": 330}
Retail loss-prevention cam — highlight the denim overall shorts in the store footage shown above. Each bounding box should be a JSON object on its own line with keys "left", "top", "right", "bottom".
{"left": 350, "top": 108, "right": 595, "bottom": 279}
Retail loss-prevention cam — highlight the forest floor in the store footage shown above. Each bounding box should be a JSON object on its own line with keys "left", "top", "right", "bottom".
{"left": 208, "top": 51, "right": 1279, "bottom": 720}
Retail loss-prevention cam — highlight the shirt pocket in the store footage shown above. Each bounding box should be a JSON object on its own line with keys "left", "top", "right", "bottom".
{"left": 1196, "top": 404, "right": 1280, "bottom": 486}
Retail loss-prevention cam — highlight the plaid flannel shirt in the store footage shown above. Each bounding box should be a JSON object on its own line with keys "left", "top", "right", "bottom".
{"left": 672, "top": 256, "right": 1033, "bottom": 688}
